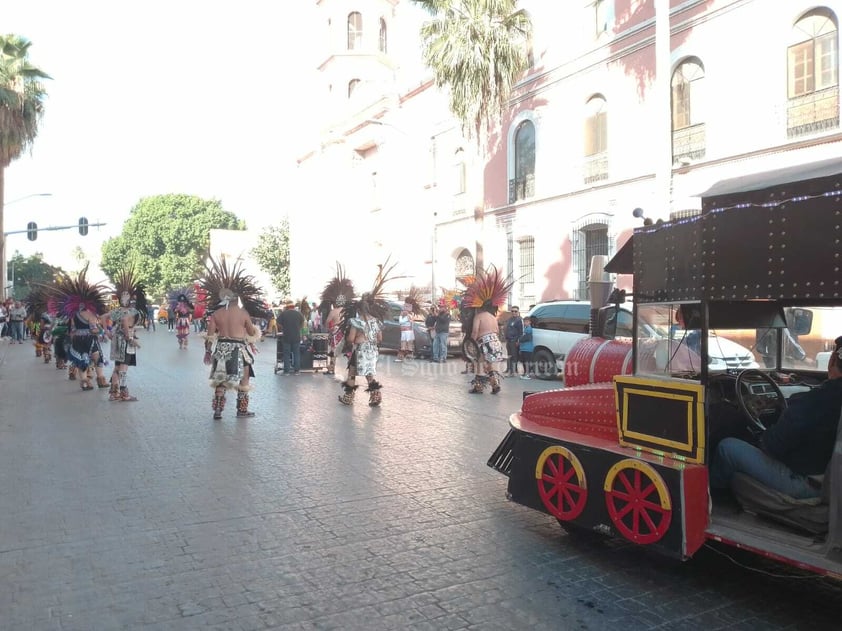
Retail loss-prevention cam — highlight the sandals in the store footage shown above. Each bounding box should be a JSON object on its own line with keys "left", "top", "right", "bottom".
{"left": 80, "top": 381, "right": 94, "bottom": 391}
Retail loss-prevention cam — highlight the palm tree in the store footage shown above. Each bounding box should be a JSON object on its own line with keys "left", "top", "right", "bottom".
{"left": 413, "top": 0, "right": 532, "bottom": 140}
{"left": 0, "top": 34, "right": 50, "bottom": 300}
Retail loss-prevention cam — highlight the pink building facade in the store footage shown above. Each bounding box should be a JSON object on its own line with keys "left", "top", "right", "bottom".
{"left": 294, "top": 0, "right": 842, "bottom": 308}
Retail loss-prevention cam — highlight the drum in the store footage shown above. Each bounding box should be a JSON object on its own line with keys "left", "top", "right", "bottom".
{"left": 311, "top": 333, "right": 329, "bottom": 356}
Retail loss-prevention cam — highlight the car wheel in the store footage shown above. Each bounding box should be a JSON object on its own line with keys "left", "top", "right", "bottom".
{"left": 533, "top": 349, "right": 558, "bottom": 380}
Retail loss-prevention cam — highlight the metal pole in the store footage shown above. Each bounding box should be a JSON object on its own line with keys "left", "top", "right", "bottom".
{"left": 655, "top": 0, "right": 672, "bottom": 218}
{"left": 0, "top": 192, "right": 51, "bottom": 301}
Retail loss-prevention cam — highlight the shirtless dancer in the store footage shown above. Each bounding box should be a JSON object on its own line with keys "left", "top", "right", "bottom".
{"left": 204, "top": 288, "right": 260, "bottom": 419}
{"left": 463, "top": 266, "right": 511, "bottom": 395}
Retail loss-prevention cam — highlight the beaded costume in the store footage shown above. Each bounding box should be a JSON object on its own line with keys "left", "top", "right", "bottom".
{"left": 199, "top": 256, "right": 264, "bottom": 419}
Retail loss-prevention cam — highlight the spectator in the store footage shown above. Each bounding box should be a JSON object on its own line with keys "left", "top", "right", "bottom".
{"left": 433, "top": 303, "right": 451, "bottom": 363}
{"left": 519, "top": 316, "right": 535, "bottom": 379}
{"left": 278, "top": 300, "right": 305, "bottom": 374}
{"left": 145, "top": 303, "right": 156, "bottom": 332}
{"left": 9, "top": 300, "right": 27, "bottom": 344}
{"left": 504, "top": 306, "right": 523, "bottom": 376}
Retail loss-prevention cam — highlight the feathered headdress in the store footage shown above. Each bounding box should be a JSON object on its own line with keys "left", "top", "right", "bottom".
{"left": 298, "top": 297, "right": 311, "bottom": 321}
{"left": 462, "top": 265, "right": 513, "bottom": 313}
{"left": 24, "top": 285, "right": 50, "bottom": 321}
{"left": 167, "top": 286, "right": 194, "bottom": 312}
{"left": 319, "top": 263, "right": 355, "bottom": 321}
{"left": 113, "top": 266, "right": 148, "bottom": 316}
{"left": 400, "top": 285, "right": 424, "bottom": 317}
{"left": 198, "top": 255, "right": 264, "bottom": 317}
{"left": 340, "top": 257, "right": 398, "bottom": 329}
{"left": 47, "top": 263, "right": 110, "bottom": 318}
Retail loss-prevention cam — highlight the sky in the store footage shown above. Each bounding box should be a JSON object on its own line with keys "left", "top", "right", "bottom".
{"left": 2, "top": 0, "right": 321, "bottom": 273}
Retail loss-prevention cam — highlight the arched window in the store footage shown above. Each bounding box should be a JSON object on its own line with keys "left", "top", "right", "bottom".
{"left": 584, "top": 95, "right": 607, "bottom": 156}
{"left": 347, "top": 12, "right": 363, "bottom": 50}
{"left": 379, "top": 17, "right": 387, "bottom": 53}
{"left": 348, "top": 79, "right": 360, "bottom": 98}
{"left": 789, "top": 9, "right": 838, "bottom": 97}
{"left": 671, "top": 58, "right": 705, "bottom": 130}
{"left": 787, "top": 8, "right": 839, "bottom": 136}
{"left": 455, "top": 249, "right": 475, "bottom": 284}
{"left": 513, "top": 120, "right": 535, "bottom": 202}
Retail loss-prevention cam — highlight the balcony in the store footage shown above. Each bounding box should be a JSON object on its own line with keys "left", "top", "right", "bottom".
{"left": 508, "top": 174, "right": 535, "bottom": 204}
{"left": 787, "top": 86, "right": 839, "bottom": 138}
{"left": 672, "top": 123, "right": 706, "bottom": 164}
{"left": 583, "top": 152, "right": 608, "bottom": 184}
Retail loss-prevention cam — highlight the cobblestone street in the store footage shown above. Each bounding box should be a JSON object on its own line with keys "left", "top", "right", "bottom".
{"left": 1, "top": 329, "right": 840, "bottom": 630}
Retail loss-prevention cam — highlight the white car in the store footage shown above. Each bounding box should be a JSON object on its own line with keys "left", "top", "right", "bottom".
{"left": 528, "top": 300, "right": 758, "bottom": 379}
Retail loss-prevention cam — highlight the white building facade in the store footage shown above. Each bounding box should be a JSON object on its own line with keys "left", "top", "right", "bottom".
{"left": 293, "top": 0, "right": 842, "bottom": 308}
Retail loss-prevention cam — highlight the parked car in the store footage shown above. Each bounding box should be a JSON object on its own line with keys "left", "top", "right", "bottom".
{"left": 527, "top": 300, "right": 758, "bottom": 379}
{"left": 379, "top": 302, "right": 433, "bottom": 358}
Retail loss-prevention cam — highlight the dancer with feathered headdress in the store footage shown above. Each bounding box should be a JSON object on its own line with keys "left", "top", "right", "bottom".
{"left": 106, "top": 267, "right": 147, "bottom": 401}
{"left": 337, "top": 258, "right": 396, "bottom": 407}
{"left": 49, "top": 263, "right": 111, "bottom": 391}
{"left": 198, "top": 256, "right": 264, "bottom": 420}
{"left": 319, "top": 263, "right": 355, "bottom": 376}
{"left": 167, "top": 286, "right": 195, "bottom": 350}
{"left": 462, "top": 265, "right": 513, "bottom": 394}
{"left": 24, "top": 285, "right": 52, "bottom": 363}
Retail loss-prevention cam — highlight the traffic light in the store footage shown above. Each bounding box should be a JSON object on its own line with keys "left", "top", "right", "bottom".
{"left": 78, "top": 217, "right": 89, "bottom": 236}
{"left": 26, "top": 221, "right": 37, "bottom": 241}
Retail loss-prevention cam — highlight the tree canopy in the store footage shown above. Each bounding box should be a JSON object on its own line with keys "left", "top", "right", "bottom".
{"left": 100, "top": 194, "right": 244, "bottom": 298}
{"left": 251, "top": 218, "right": 290, "bottom": 300}
{"left": 0, "top": 34, "right": 50, "bottom": 168}
{"left": 413, "top": 0, "right": 532, "bottom": 140}
{"left": 7, "top": 251, "right": 64, "bottom": 300}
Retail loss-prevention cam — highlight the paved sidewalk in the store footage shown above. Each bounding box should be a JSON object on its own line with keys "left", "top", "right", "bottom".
{"left": 0, "top": 330, "right": 840, "bottom": 630}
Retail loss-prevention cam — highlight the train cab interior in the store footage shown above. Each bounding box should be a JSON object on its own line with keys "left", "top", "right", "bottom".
{"left": 623, "top": 299, "right": 842, "bottom": 567}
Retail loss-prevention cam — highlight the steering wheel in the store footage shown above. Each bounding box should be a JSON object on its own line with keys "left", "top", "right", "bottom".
{"left": 735, "top": 369, "right": 787, "bottom": 433}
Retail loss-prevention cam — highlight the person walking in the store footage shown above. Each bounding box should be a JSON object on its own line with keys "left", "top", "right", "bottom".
{"left": 108, "top": 269, "right": 146, "bottom": 402}
{"left": 433, "top": 303, "right": 451, "bottom": 363}
{"left": 504, "top": 306, "right": 523, "bottom": 376}
{"left": 278, "top": 300, "right": 305, "bottom": 374}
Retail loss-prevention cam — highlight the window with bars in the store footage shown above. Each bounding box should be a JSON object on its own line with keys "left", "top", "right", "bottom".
{"left": 347, "top": 12, "right": 363, "bottom": 50}
{"left": 573, "top": 223, "right": 609, "bottom": 300}
{"left": 519, "top": 237, "right": 535, "bottom": 305}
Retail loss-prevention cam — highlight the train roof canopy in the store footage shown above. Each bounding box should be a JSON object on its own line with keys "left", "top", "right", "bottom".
{"left": 611, "top": 158, "right": 842, "bottom": 303}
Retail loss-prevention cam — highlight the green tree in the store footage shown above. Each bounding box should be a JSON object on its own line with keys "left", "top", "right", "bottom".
{"left": 0, "top": 34, "right": 51, "bottom": 301}
{"left": 7, "top": 251, "right": 64, "bottom": 299}
{"left": 413, "top": 0, "right": 532, "bottom": 139}
{"left": 251, "top": 218, "right": 290, "bottom": 299}
{"left": 100, "top": 194, "right": 244, "bottom": 297}
{"left": 70, "top": 245, "right": 88, "bottom": 271}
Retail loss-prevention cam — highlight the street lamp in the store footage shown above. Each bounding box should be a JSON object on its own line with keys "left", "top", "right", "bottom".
{"left": 1, "top": 193, "right": 52, "bottom": 301}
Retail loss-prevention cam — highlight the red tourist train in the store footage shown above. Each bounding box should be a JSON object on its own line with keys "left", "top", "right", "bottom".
{"left": 488, "top": 159, "right": 842, "bottom": 578}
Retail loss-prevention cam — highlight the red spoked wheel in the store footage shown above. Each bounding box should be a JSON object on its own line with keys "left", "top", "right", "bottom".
{"left": 535, "top": 445, "right": 587, "bottom": 521}
{"left": 604, "top": 459, "right": 672, "bottom": 544}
